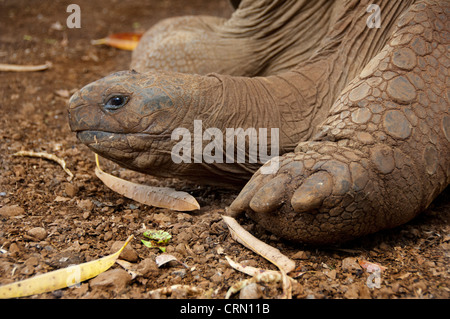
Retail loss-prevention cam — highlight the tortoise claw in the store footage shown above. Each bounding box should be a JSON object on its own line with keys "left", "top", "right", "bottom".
{"left": 249, "top": 174, "right": 290, "bottom": 214}
{"left": 228, "top": 174, "right": 266, "bottom": 216}
{"left": 291, "top": 171, "right": 332, "bottom": 213}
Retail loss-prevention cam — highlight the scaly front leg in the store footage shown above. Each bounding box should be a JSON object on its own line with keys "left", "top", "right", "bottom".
{"left": 229, "top": 0, "right": 450, "bottom": 244}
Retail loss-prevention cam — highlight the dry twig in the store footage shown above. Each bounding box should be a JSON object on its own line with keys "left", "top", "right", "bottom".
{"left": 0, "top": 62, "right": 52, "bottom": 72}
{"left": 13, "top": 150, "right": 73, "bottom": 181}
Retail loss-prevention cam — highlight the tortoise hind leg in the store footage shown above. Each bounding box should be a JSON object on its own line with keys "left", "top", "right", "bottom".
{"left": 228, "top": 0, "right": 450, "bottom": 244}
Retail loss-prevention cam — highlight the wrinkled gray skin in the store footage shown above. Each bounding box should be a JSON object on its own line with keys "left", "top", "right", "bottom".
{"left": 68, "top": 0, "right": 449, "bottom": 244}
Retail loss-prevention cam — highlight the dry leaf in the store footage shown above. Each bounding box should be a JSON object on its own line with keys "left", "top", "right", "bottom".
{"left": 222, "top": 216, "right": 294, "bottom": 299}
{"left": 397, "top": 272, "right": 411, "bottom": 280}
{"left": 359, "top": 259, "right": 387, "bottom": 273}
{"left": 226, "top": 256, "right": 291, "bottom": 279}
{"left": 54, "top": 196, "right": 70, "bottom": 202}
{"left": 224, "top": 258, "right": 296, "bottom": 299}
{"left": 91, "top": 32, "right": 143, "bottom": 51}
{"left": 155, "top": 254, "right": 187, "bottom": 268}
{"left": 0, "top": 235, "right": 133, "bottom": 298}
{"left": 155, "top": 254, "right": 178, "bottom": 268}
{"left": 94, "top": 154, "right": 199, "bottom": 211}
{"left": 13, "top": 150, "right": 73, "bottom": 181}
{"left": 222, "top": 215, "right": 295, "bottom": 273}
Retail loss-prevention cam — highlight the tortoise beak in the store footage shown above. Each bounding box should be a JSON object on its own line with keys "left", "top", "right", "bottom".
{"left": 68, "top": 89, "right": 82, "bottom": 109}
{"left": 67, "top": 89, "right": 103, "bottom": 133}
{"left": 67, "top": 90, "right": 83, "bottom": 132}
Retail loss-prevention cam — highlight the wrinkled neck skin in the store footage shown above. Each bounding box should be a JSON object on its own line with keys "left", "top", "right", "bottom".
{"left": 216, "top": 0, "right": 415, "bottom": 75}
{"left": 69, "top": 0, "right": 416, "bottom": 187}
{"left": 217, "top": 0, "right": 335, "bottom": 75}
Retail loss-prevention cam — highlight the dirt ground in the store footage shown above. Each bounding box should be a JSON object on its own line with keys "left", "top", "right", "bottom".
{"left": 0, "top": 0, "right": 449, "bottom": 300}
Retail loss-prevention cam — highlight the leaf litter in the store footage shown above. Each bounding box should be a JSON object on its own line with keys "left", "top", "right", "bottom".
{"left": 1, "top": 0, "right": 449, "bottom": 300}
{"left": 222, "top": 215, "right": 296, "bottom": 299}
{"left": 91, "top": 32, "right": 143, "bottom": 51}
{"left": 0, "top": 235, "right": 133, "bottom": 298}
{"left": 94, "top": 154, "right": 200, "bottom": 211}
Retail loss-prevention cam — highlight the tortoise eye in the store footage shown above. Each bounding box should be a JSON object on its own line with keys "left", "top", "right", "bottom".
{"left": 104, "top": 95, "right": 128, "bottom": 111}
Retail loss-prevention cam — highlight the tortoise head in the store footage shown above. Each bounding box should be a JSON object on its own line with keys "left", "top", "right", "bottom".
{"left": 67, "top": 70, "right": 190, "bottom": 175}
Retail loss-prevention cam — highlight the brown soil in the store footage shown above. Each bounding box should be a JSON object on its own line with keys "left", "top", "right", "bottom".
{"left": 0, "top": 0, "right": 449, "bottom": 300}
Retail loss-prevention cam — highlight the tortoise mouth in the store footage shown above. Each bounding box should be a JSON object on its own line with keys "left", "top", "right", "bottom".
{"left": 76, "top": 130, "right": 169, "bottom": 161}
{"left": 76, "top": 130, "right": 141, "bottom": 166}
{"left": 77, "top": 130, "right": 120, "bottom": 146}
{"left": 76, "top": 130, "right": 135, "bottom": 157}
{"left": 76, "top": 130, "right": 168, "bottom": 145}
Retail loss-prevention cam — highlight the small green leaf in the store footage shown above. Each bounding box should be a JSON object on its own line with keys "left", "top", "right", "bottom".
{"left": 141, "top": 240, "right": 167, "bottom": 252}
{"left": 141, "top": 239, "right": 156, "bottom": 248}
{"left": 143, "top": 230, "right": 172, "bottom": 244}
{"left": 141, "top": 230, "right": 171, "bottom": 252}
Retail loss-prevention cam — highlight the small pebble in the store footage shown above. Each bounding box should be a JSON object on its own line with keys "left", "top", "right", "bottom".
{"left": 239, "top": 283, "right": 263, "bottom": 299}
{"left": 0, "top": 205, "right": 25, "bottom": 217}
{"left": 111, "top": 240, "right": 139, "bottom": 262}
{"left": 341, "top": 257, "right": 362, "bottom": 272}
{"left": 292, "top": 250, "right": 309, "bottom": 260}
{"left": 210, "top": 272, "right": 223, "bottom": 284}
{"left": 25, "top": 256, "right": 39, "bottom": 266}
{"left": 89, "top": 269, "right": 131, "bottom": 289}
{"left": 65, "top": 183, "right": 78, "bottom": 197}
{"left": 172, "top": 269, "right": 187, "bottom": 278}
{"left": 324, "top": 269, "right": 337, "bottom": 280}
{"left": 27, "top": 227, "right": 47, "bottom": 240}
{"left": 137, "top": 258, "right": 160, "bottom": 278}
{"left": 20, "top": 265, "right": 35, "bottom": 276}
{"left": 104, "top": 231, "right": 113, "bottom": 241}
{"left": 192, "top": 244, "right": 205, "bottom": 255}
{"left": 9, "top": 243, "right": 21, "bottom": 256}
{"left": 175, "top": 243, "right": 187, "bottom": 256}
{"left": 77, "top": 199, "right": 94, "bottom": 211}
